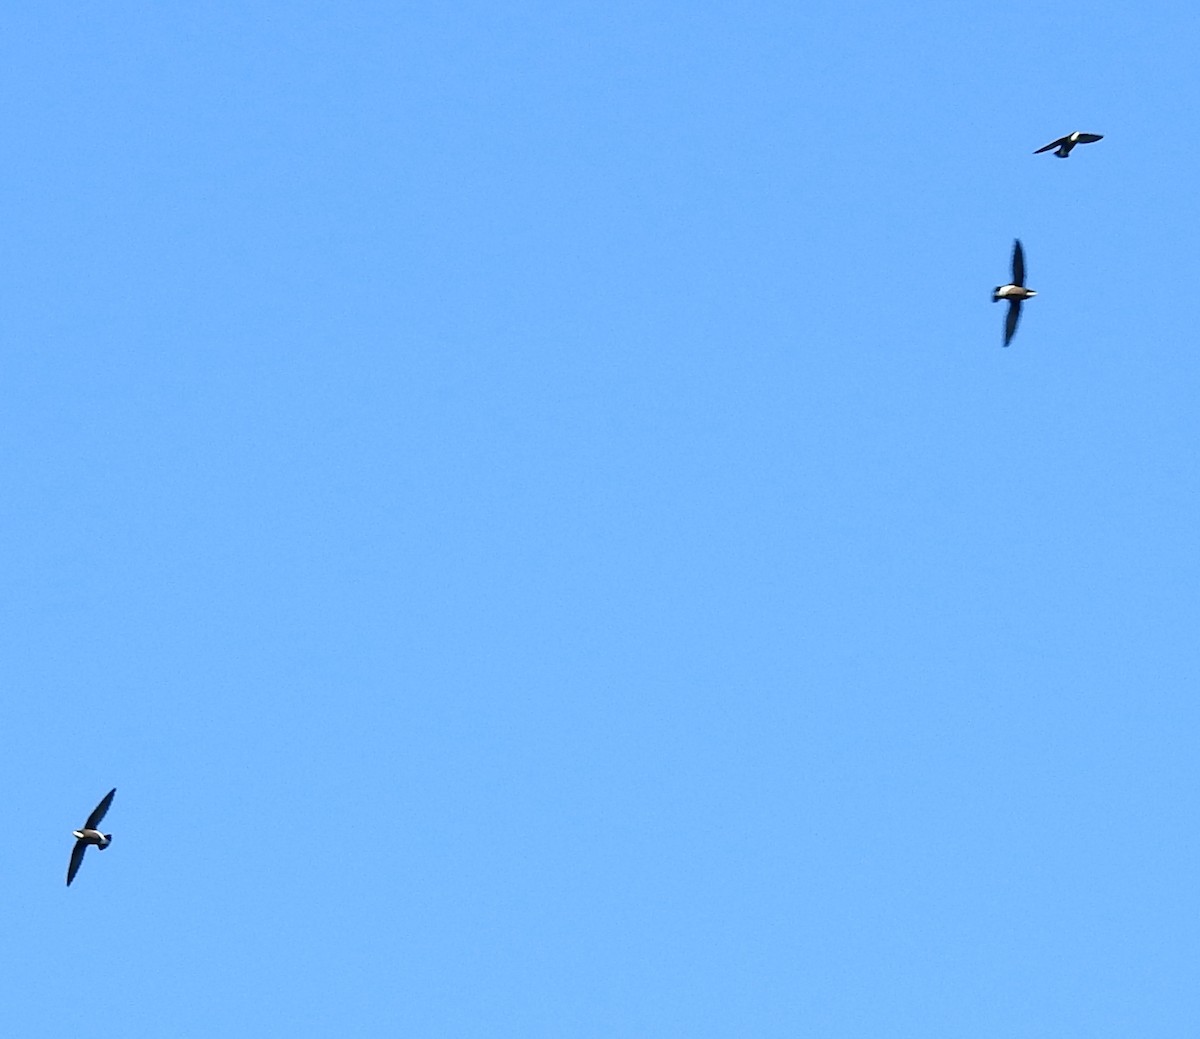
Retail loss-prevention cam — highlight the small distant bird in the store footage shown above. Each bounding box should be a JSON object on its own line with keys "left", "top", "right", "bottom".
{"left": 1034, "top": 131, "right": 1103, "bottom": 158}
{"left": 993, "top": 239, "right": 1036, "bottom": 347}
{"left": 67, "top": 788, "right": 116, "bottom": 887}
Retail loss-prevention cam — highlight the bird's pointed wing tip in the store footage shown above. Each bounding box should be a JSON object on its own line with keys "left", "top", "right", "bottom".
{"left": 66, "top": 841, "right": 87, "bottom": 886}
{"left": 85, "top": 789, "right": 117, "bottom": 830}
{"left": 1003, "top": 300, "right": 1021, "bottom": 346}
{"left": 1011, "top": 240, "right": 1025, "bottom": 285}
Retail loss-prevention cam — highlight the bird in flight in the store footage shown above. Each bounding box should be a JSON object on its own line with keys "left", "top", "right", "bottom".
{"left": 67, "top": 788, "right": 116, "bottom": 886}
{"left": 992, "top": 240, "right": 1037, "bottom": 347}
{"left": 1034, "top": 132, "right": 1103, "bottom": 158}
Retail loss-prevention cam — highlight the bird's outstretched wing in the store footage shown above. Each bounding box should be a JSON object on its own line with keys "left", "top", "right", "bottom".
{"left": 1011, "top": 240, "right": 1025, "bottom": 286}
{"left": 1034, "top": 135, "right": 1068, "bottom": 154}
{"left": 85, "top": 788, "right": 116, "bottom": 830}
{"left": 1004, "top": 300, "right": 1022, "bottom": 347}
{"left": 1075, "top": 133, "right": 1103, "bottom": 144}
{"left": 67, "top": 840, "right": 88, "bottom": 886}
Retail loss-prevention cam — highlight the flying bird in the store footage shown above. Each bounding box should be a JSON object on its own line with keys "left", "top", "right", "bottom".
{"left": 992, "top": 240, "right": 1036, "bottom": 347}
{"left": 1034, "top": 132, "right": 1103, "bottom": 158}
{"left": 67, "top": 788, "right": 116, "bottom": 886}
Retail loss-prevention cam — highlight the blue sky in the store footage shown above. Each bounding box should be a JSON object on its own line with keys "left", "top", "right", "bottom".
{"left": 4, "top": 1, "right": 1200, "bottom": 1035}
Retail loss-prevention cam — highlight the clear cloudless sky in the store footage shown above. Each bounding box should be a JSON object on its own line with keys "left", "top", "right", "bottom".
{"left": 3, "top": 1, "right": 1200, "bottom": 1035}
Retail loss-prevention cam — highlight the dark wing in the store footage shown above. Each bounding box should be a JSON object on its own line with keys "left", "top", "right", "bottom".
{"left": 1003, "top": 300, "right": 1022, "bottom": 347}
{"left": 1034, "top": 135, "right": 1068, "bottom": 154}
{"left": 67, "top": 840, "right": 88, "bottom": 886}
{"left": 85, "top": 788, "right": 116, "bottom": 830}
{"left": 1011, "top": 240, "right": 1025, "bottom": 287}
{"left": 1076, "top": 133, "right": 1103, "bottom": 143}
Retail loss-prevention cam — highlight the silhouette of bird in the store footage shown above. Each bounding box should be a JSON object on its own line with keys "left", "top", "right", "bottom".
{"left": 1034, "top": 132, "right": 1103, "bottom": 158}
{"left": 67, "top": 788, "right": 116, "bottom": 886}
{"left": 992, "top": 240, "right": 1036, "bottom": 347}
